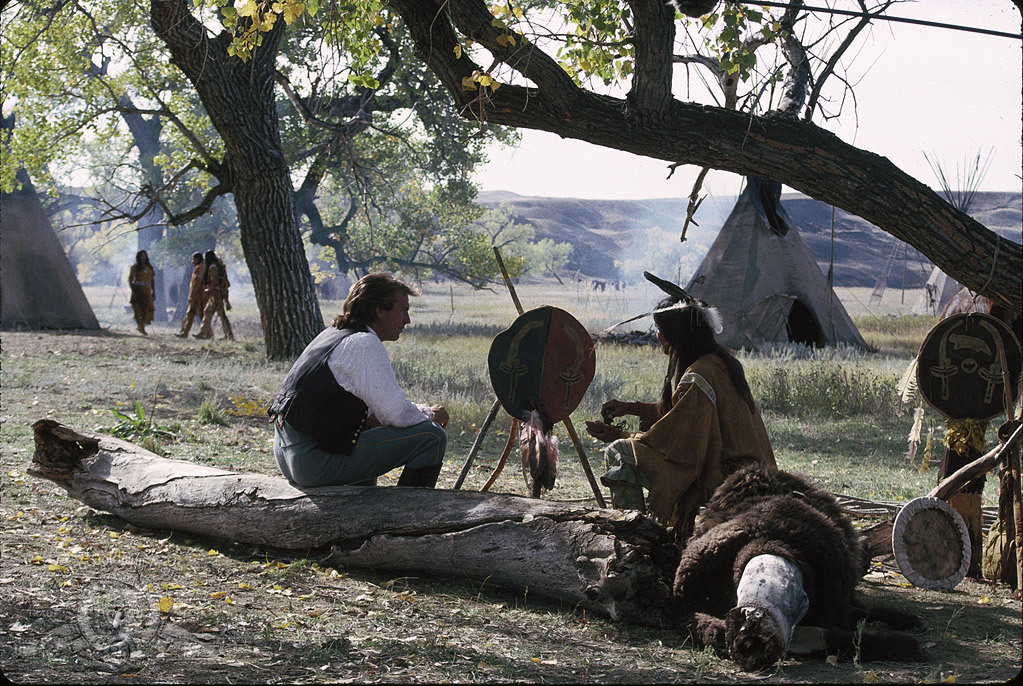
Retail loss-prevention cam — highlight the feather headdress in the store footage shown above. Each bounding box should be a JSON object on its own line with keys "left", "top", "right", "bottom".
{"left": 601, "top": 271, "right": 723, "bottom": 336}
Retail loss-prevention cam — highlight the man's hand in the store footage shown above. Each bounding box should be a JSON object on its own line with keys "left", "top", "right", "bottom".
{"left": 600, "top": 399, "right": 627, "bottom": 423}
{"left": 431, "top": 405, "right": 449, "bottom": 429}
{"left": 585, "top": 420, "right": 624, "bottom": 443}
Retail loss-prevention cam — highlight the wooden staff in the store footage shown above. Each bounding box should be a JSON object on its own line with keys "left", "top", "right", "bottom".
{"left": 482, "top": 419, "right": 520, "bottom": 492}
{"left": 997, "top": 337, "right": 1023, "bottom": 592}
{"left": 453, "top": 398, "right": 501, "bottom": 490}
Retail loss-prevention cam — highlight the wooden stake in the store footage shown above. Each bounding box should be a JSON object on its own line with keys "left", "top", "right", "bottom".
{"left": 563, "top": 416, "right": 607, "bottom": 508}
{"left": 454, "top": 398, "right": 501, "bottom": 490}
{"left": 482, "top": 419, "right": 520, "bottom": 492}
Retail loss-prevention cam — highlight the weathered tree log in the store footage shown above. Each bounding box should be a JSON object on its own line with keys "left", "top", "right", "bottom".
{"left": 28, "top": 419, "right": 680, "bottom": 626}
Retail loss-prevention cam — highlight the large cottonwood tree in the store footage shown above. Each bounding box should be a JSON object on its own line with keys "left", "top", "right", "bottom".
{"left": 379, "top": 0, "right": 1020, "bottom": 313}
{"left": 149, "top": 0, "right": 323, "bottom": 358}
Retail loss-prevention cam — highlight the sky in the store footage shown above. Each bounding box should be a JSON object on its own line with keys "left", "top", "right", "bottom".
{"left": 474, "top": 1, "right": 1022, "bottom": 201}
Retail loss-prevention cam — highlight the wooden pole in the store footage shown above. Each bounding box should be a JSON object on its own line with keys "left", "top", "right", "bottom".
{"left": 493, "top": 246, "right": 608, "bottom": 508}
{"left": 492, "top": 247, "right": 524, "bottom": 315}
{"left": 997, "top": 339, "right": 1022, "bottom": 592}
{"left": 563, "top": 416, "right": 607, "bottom": 508}
{"left": 453, "top": 398, "right": 501, "bottom": 490}
{"left": 482, "top": 419, "right": 520, "bottom": 492}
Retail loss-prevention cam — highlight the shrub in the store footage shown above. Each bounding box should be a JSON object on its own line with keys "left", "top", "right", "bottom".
{"left": 197, "top": 394, "right": 230, "bottom": 426}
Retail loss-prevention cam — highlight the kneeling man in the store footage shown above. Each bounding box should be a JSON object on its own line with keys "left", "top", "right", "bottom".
{"left": 269, "top": 273, "right": 448, "bottom": 488}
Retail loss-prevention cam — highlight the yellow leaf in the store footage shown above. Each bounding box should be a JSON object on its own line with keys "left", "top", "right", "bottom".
{"left": 282, "top": 1, "right": 304, "bottom": 24}
{"left": 208, "top": 549, "right": 219, "bottom": 556}
{"left": 461, "top": 76, "right": 478, "bottom": 91}
{"left": 30, "top": 555, "right": 43, "bottom": 564}
{"left": 210, "top": 591, "right": 227, "bottom": 599}
{"left": 238, "top": 582, "right": 254, "bottom": 591}
{"left": 490, "top": 80, "right": 501, "bottom": 91}
{"left": 48, "top": 564, "right": 68, "bottom": 573}
{"left": 863, "top": 671, "right": 881, "bottom": 683}
{"left": 496, "top": 34, "right": 507, "bottom": 47}
{"left": 109, "top": 532, "right": 119, "bottom": 539}
{"left": 157, "top": 596, "right": 174, "bottom": 614}
{"left": 478, "top": 74, "right": 493, "bottom": 87}
{"left": 979, "top": 594, "right": 991, "bottom": 604}
{"left": 513, "top": 6, "right": 523, "bottom": 18}
{"left": 942, "top": 675, "right": 956, "bottom": 684}
{"left": 453, "top": 45, "right": 462, "bottom": 59}
{"left": 507, "top": 34, "right": 516, "bottom": 46}
{"left": 223, "top": 596, "right": 235, "bottom": 605}
{"left": 237, "top": 0, "right": 258, "bottom": 18}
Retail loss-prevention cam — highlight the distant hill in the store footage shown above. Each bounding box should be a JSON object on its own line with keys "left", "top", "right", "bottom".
{"left": 478, "top": 189, "right": 1022, "bottom": 287}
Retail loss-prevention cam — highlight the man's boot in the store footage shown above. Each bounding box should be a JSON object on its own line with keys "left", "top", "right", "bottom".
{"left": 396, "top": 463, "right": 442, "bottom": 488}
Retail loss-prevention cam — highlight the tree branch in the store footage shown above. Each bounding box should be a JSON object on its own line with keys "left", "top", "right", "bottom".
{"left": 626, "top": 0, "right": 676, "bottom": 118}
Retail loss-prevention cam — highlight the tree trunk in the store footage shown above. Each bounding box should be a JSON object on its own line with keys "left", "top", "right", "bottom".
{"left": 28, "top": 419, "right": 681, "bottom": 626}
{"left": 150, "top": 0, "right": 323, "bottom": 359}
{"left": 385, "top": 0, "right": 1021, "bottom": 315}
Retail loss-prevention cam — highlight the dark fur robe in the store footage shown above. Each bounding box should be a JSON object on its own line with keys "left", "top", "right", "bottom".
{"left": 674, "top": 465, "right": 923, "bottom": 670}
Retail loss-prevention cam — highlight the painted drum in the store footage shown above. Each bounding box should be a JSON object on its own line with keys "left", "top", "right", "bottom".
{"left": 916, "top": 312, "right": 1022, "bottom": 420}
{"left": 892, "top": 496, "right": 972, "bottom": 590}
{"left": 488, "top": 306, "right": 596, "bottom": 424}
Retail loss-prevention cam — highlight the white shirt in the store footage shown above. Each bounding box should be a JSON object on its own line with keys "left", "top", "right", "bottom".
{"left": 326, "top": 329, "right": 432, "bottom": 428}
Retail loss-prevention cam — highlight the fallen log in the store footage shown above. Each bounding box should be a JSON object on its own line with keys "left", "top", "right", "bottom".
{"left": 858, "top": 422, "right": 1023, "bottom": 560}
{"left": 28, "top": 419, "right": 680, "bottom": 626}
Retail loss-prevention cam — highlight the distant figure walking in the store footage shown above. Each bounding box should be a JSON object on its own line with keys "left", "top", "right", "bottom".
{"left": 195, "top": 250, "right": 234, "bottom": 341}
{"left": 128, "top": 250, "right": 155, "bottom": 335}
{"left": 176, "top": 252, "right": 206, "bottom": 338}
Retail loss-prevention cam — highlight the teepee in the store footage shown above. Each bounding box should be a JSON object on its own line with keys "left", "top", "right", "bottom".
{"left": 1, "top": 168, "right": 100, "bottom": 330}
{"left": 914, "top": 267, "right": 961, "bottom": 316}
{"left": 685, "top": 177, "right": 867, "bottom": 350}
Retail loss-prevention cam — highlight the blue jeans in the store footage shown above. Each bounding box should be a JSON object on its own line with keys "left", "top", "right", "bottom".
{"left": 274, "top": 419, "right": 446, "bottom": 487}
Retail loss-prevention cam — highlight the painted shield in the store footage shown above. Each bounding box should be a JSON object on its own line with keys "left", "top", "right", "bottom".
{"left": 916, "top": 313, "right": 1022, "bottom": 420}
{"left": 488, "top": 306, "right": 596, "bottom": 423}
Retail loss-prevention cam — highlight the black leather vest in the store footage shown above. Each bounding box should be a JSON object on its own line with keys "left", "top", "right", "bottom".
{"left": 267, "top": 327, "right": 369, "bottom": 455}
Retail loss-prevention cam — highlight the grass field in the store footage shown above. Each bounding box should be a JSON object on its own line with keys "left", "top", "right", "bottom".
{"left": 1, "top": 279, "right": 1020, "bottom": 683}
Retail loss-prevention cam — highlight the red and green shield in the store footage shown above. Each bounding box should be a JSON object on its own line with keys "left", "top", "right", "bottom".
{"left": 488, "top": 306, "right": 596, "bottom": 423}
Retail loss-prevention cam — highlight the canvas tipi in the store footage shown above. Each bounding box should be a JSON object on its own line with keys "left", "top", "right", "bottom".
{"left": 685, "top": 177, "right": 867, "bottom": 350}
{"left": 914, "top": 266, "right": 961, "bottom": 316}
{"left": 1, "top": 168, "right": 99, "bottom": 330}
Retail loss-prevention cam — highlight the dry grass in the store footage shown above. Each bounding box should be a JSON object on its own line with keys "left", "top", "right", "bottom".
{"left": 1, "top": 280, "right": 1020, "bottom": 683}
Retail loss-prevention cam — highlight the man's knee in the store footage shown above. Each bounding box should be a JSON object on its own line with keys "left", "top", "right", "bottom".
{"left": 426, "top": 422, "right": 447, "bottom": 463}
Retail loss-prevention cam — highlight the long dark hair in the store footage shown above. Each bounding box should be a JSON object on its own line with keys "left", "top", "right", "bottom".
{"left": 134, "top": 250, "right": 152, "bottom": 269}
{"left": 202, "top": 250, "right": 221, "bottom": 284}
{"left": 652, "top": 296, "right": 756, "bottom": 414}
{"left": 332, "top": 272, "right": 418, "bottom": 330}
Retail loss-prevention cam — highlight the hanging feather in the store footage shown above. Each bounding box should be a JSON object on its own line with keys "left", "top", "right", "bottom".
{"left": 519, "top": 410, "right": 558, "bottom": 497}
{"left": 918, "top": 427, "right": 935, "bottom": 475}
{"left": 896, "top": 359, "right": 919, "bottom": 406}
{"left": 906, "top": 406, "right": 924, "bottom": 463}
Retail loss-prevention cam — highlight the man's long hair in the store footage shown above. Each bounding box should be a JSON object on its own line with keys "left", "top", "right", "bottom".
{"left": 332, "top": 273, "right": 418, "bottom": 330}
{"left": 653, "top": 296, "right": 755, "bottom": 414}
